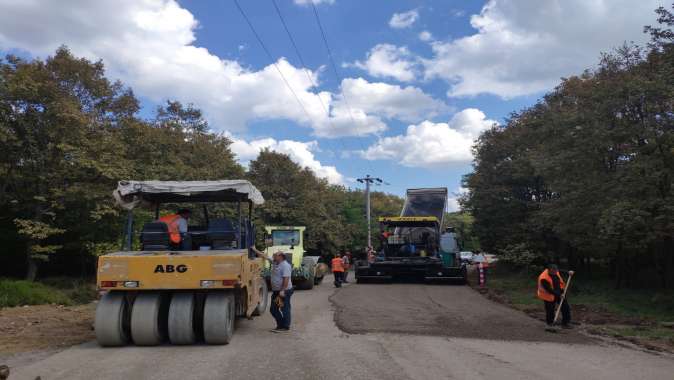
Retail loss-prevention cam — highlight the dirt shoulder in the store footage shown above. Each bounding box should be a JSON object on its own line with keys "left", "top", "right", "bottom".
{"left": 470, "top": 265, "right": 674, "bottom": 354}
{"left": 0, "top": 303, "right": 95, "bottom": 358}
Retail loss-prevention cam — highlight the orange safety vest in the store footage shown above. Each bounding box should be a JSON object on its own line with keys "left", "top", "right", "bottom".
{"left": 537, "top": 269, "right": 565, "bottom": 302}
{"left": 331, "top": 257, "right": 344, "bottom": 272}
{"left": 158, "top": 214, "right": 182, "bottom": 244}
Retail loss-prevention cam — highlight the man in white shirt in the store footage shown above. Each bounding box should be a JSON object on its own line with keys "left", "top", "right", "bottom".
{"left": 254, "top": 249, "right": 293, "bottom": 333}
{"left": 176, "top": 208, "right": 191, "bottom": 250}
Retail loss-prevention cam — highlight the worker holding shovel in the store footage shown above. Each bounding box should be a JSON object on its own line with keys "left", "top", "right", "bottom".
{"left": 537, "top": 264, "right": 574, "bottom": 329}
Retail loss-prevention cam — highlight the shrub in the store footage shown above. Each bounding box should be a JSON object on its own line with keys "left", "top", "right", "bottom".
{"left": 497, "top": 243, "right": 547, "bottom": 271}
{"left": 0, "top": 278, "right": 72, "bottom": 307}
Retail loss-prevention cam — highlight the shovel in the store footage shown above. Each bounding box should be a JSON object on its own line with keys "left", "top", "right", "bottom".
{"left": 553, "top": 271, "right": 574, "bottom": 325}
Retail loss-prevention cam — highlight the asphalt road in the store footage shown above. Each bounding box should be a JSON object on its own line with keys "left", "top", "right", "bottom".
{"left": 7, "top": 275, "right": 674, "bottom": 380}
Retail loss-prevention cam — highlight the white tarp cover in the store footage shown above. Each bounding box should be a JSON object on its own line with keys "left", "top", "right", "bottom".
{"left": 114, "top": 180, "right": 264, "bottom": 210}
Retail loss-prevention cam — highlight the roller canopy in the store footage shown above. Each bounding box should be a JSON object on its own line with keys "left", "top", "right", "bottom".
{"left": 113, "top": 180, "right": 264, "bottom": 210}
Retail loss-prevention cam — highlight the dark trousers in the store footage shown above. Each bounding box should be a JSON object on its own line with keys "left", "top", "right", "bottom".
{"left": 544, "top": 299, "right": 571, "bottom": 325}
{"left": 180, "top": 233, "right": 192, "bottom": 250}
{"left": 270, "top": 289, "right": 293, "bottom": 329}
{"left": 333, "top": 271, "right": 343, "bottom": 287}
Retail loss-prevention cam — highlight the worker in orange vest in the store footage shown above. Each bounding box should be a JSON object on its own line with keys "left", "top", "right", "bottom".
{"left": 332, "top": 253, "right": 345, "bottom": 288}
{"left": 158, "top": 208, "right": 191, "bottom": 250}
{"left": 538, "top": 264, "right": 573, "bottom": 328}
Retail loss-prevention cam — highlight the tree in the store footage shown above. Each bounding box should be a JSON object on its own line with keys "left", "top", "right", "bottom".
{"left": 0, "top": 47, "right": 245, "bottom": 280}
{"left": 463, "top": 4, "right": 674, "bottom": 288}
{"left": 0, "top": 47, "right": 139, "bottom": 280}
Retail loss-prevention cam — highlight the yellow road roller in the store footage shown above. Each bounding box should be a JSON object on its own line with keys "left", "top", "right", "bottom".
{"left": 95, "top": 180, "right": 268, "bottom": 346}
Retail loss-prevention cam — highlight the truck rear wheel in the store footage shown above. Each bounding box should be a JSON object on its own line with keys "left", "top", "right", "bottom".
{"left": 95, "top": 291, "right": 130, "bottom": 346}
{"left": 297, "top": 273, "right": 315, "bottom": 290}
{"left": 253, "top": 280, "right": 268, "bottom": 316}
{"left": 203, "top": 292, "right": 235, "bottom": 344}
{"left": 131, "top": 292, "right": 167, "bottom": 346}
{"left": 168, "top": 292, "right": 197, "bottom": 345}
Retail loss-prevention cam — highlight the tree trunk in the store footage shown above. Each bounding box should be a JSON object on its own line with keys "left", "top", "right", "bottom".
{"left": 25, "top": 256, "right": 38, "bottom": 282}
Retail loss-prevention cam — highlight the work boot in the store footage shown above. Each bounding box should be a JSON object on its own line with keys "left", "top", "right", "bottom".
{"left": 561, "top": 324, "right": 573, "bottom": 329}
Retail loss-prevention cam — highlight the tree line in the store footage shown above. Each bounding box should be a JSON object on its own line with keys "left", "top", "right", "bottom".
{"left": 463, "top": 5, "right": 674, "bottom": 289}
{"left": 0, "top": 47, "right": 403, "bottom": 281}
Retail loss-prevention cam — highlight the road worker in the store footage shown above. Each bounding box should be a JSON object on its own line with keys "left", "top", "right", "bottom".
{"left": 342, "top": 251, "right": 351, "bottom": 283}
{"left": 367, "top": 246, "right": 376, "bottom": 264}
{"left": 158, "top": 208, "right": 191, "bottom": 250}
{"left": 538, "top": 264, "right": 574, "bottom": 328}
{"left": 332, "top": 253, "right": 345, "bottom": 287}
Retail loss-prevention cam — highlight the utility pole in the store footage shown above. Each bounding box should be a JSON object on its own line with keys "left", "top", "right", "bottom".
{"left": 357, "top": 175, "right": 383, "bottom": 249}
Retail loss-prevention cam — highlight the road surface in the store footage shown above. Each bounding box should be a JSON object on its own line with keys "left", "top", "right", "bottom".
{"left": 6, "top": 275, "right": 674, "bottom": 380}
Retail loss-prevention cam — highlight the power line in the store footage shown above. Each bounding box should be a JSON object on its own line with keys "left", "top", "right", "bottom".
{"left": 270, "top": 0, "right": 349, "bottom": 156}
{"left": 309, "top": 0, "right": 357, "bottom": 125}
{"left": 309, "top": 0, "right": 379, "bottom": 177}
{"left": 271, "top": 0, "right": 317, "bottom": 92}
{"left": 233, "top": 0, "right": 314, "bottom": 124}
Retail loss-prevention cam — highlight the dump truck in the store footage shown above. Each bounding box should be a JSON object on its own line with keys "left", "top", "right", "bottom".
{"left": 262, "top": 226, "right": 327, "bottom": 290}
{"left": 95, "top": 180, "right": 268, "bottom": 346}
{"left": 355, "top": 188, "right": 467, "bottom": 283}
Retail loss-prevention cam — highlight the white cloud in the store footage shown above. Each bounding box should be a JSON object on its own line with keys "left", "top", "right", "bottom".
{"left": 424, "top": 0, "right": 662, "bottom": 98}
{"left": 362, "top": 108, "right": 497, "bottom": 167}
{"left": 389, "top": 9, "right": 419, "bottom": 29}
{"left": 229, "top": 136, "right": 344, "bottom": 184}
{"left": 339, "top": 78, "right": 449, "bottom": 123}
{"left": 345, "top": 44, "right": 419, "bottom": 82}
{"left": 418, "top": 31, "right": 433, "bottom": 42}
{"left": 294, "top": 0, "right": 334, "bottom": 5}
{"left": 0, "top": 0, "right": 440, "bottom": 139}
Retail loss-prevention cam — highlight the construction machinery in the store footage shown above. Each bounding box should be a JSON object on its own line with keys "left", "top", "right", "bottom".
{"left": 355, "top": 188, "right": 467, "bottom": 283}
{"left": 95, "top": 180, "right": 268, "bottom": 346}
{"left": 262, "top": 226, "right": 327, "bottom": 290}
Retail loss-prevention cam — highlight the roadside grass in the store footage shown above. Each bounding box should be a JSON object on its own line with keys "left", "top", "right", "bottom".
{"left": 0, "top": 277, "right": 96, "bottom": 308}
{"left": 482, "top": 265, "right": 674, "bottom": 350}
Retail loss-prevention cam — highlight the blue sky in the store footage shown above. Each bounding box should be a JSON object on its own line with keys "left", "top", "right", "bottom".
{"left": 180, "top": 0, "right": 537, "bottom": 198}
{"left": 0, "top": 0, "right": 663, "bottom": 208}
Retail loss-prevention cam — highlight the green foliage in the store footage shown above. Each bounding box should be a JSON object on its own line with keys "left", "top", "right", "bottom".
{"left": 247, "top": 150, "right": 403, "bottom": 256}
{"left": 444, "top": 212, "right": 480, "bottom": 251}
{"left": 497, "top": 243, "right": 546, "bottom": 271}
{"left": 0, "top": 278, "right": 72, "bottom": 307}
{"left": 40, "top": 277, "right": 97, "bottom": 304}
{"left": 464, "top": 5, "right": 674, "bottom": 289}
